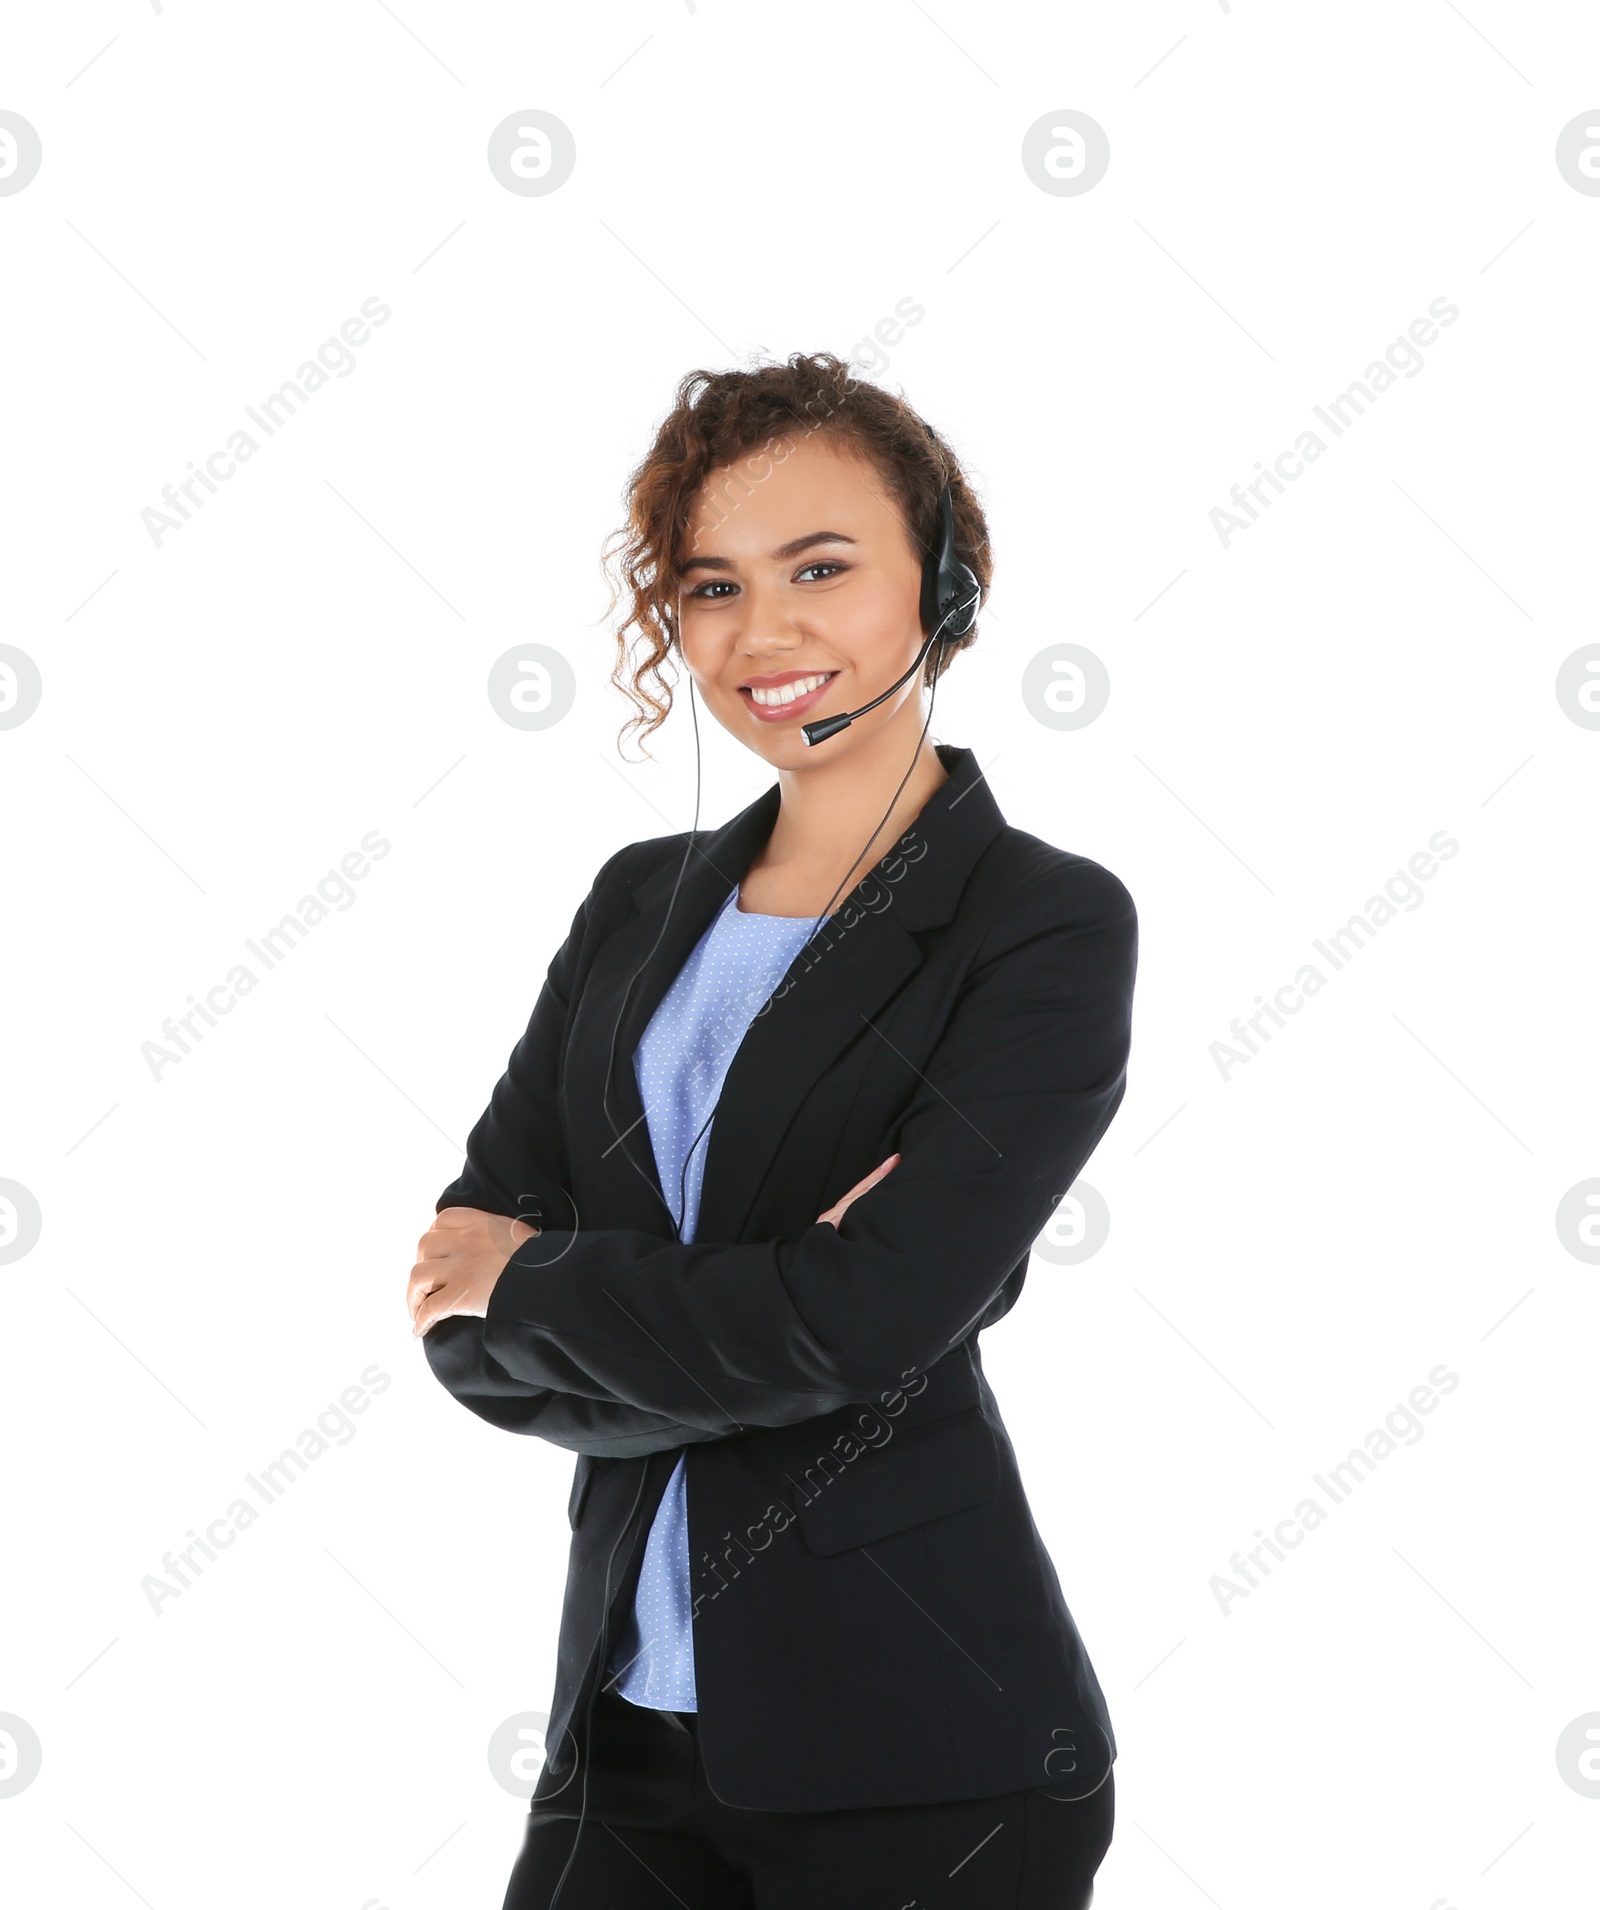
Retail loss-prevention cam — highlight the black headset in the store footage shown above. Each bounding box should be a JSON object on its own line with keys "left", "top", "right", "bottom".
{"left": 799, "top": 479, "right": 980, "bottom": 746}
{"left": 544, "top": 454, "right": 980, "bottom": 1910}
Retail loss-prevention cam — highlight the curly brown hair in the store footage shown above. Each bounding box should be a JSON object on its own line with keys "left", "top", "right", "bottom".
{"left": 602, "top": 352, "right": 991, "bottom": 756}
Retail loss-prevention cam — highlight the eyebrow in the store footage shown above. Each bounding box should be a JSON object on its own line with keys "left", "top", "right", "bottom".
{"left": 679, "top": 530, "right": 857, "bottom": 575}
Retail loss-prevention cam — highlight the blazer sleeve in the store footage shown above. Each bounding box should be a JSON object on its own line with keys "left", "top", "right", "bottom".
{"left": 422, "top": 1317, "right": 734, "bottom": 1456}
{"left": 471, "top": 857, "right": 1137, "bottom": 1435}
{"left": 422, "top": 847, "right": 734, "bottom": 1457}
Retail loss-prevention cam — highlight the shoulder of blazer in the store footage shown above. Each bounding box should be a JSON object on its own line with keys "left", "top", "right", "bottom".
{"left": 598, "top": 833, "right": 690, "bottom": 894}
{"left": 557, "top": 833, "right": 717, "bottom": 997}
{"left": 575, "top": 835, "right": 684, "bottom": 933}
{"left": 964, "top": 827, "right": 1138, "bottom": 970}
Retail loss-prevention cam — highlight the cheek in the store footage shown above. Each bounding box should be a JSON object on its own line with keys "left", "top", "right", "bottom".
{"left": 675, "top": 620, "right": 720, "bottom": 678}
{"left": 823, "top": 571, "right": 918, "bottom": 659}
{"left": 678, "top": 624, "right": 747, "bottom": 706}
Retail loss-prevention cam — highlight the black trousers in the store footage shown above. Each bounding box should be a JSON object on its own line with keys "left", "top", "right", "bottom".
{"left": 503, "top": 1685, "right": 1115, "bottom": 1910}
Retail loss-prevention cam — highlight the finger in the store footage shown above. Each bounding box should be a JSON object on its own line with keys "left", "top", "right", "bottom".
{"left": 424, "top": 1208, "right": 511, "bottom": 1264}
{"left": 842, "top": 1153, "right": 901, "bottom": 1203}
{"left": 407, "top": 1257, "right": 445, "bottom": 1299}
{"left": 411, "top": 1286, "right": 454, "bottom": 1337}
{"left": 419, "top": 1210, "right": 478, "bottom": 1260}
{"left": 407, "top": 1265, "right": 446, "bottom": 1323}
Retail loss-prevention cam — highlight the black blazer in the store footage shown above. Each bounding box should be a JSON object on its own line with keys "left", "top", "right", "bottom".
{"left": 424, "top": 742, "right": 1137, "bottom": 1812}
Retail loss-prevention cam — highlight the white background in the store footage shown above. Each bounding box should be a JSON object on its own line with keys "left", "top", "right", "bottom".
{"left": 3, "top": 3, "right": 1597, "bottom": 1906}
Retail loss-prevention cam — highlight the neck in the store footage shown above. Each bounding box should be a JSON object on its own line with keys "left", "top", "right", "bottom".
{"left": 751, "top": 699, "right": 950, "bottom": 914}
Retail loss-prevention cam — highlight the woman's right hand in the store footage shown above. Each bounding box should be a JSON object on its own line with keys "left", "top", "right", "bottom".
{"left": 816, "top": 1153, "right": 900, "bottom": 1230}
{"left": 407, "top": 1207, "right": 539, "bottom": 1337}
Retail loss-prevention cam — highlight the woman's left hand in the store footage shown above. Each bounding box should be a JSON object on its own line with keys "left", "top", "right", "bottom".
{"left": 816, "top": 1152, "right": 900, "bottom": 1229}
{"left": 409, "top": 1206, "right": 539, "bottom": 1337}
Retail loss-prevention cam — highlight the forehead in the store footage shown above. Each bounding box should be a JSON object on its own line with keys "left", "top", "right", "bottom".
{"left": 681, "top": 432, "right": 910, "bottom": 558}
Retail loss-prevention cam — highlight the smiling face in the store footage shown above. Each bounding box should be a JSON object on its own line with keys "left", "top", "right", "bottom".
{"left": 674, "top": 432, "right": 932, "bottom": 769}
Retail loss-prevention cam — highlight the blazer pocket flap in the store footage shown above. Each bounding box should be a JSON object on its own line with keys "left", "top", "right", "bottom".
{"left": 795, "top": 1407, "right": 1001, "bottom": 1558}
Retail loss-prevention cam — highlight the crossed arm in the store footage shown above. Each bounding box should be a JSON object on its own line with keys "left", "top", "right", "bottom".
{"left": 407, "top": 1160, "right": 899, "bottom": 1456}
{"left": 409, "top": 853, "right": 1135, "bottom": 1458}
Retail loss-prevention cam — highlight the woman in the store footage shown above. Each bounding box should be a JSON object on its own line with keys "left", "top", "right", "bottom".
{"left": 407, "top": 353, "right": 1137, "bottom": 1909}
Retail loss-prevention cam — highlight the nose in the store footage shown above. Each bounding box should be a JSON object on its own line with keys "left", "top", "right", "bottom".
{"left": 734, "top": 577, "right": 804, "bottom": 660}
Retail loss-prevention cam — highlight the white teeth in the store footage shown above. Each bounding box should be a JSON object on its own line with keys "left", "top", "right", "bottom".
{"left": 749, "top": 673, "right": 830, "bottom": 708}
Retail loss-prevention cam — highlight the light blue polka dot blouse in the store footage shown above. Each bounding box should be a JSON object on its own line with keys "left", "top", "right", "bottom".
{"left": 605, "top": 885, "right": 817, "bottom": 1712}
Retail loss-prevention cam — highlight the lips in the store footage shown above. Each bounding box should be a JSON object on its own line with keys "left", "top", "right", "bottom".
{"left": 738, "top": 670, "right": 839, "bottom": 723}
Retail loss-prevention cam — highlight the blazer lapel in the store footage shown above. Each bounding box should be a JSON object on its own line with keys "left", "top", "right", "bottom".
{"left": 693, "top": 895, "right": 923, "bottom": 1243}
{"left": 565, "top": 783, "right": 779, "bottom": 1231}
{"left": 697, "top": 744, "right": 1008, "bottom": 1241}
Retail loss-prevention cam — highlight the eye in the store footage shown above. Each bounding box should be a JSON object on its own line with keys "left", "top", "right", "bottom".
{"left": 686, "top": 579, "right": 738, "bottom": 600}
{"left": 796, "top": 561, "right": 849, "bottom": 583}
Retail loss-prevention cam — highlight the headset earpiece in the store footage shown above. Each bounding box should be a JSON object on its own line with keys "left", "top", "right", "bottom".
{"left": 918, "top": 482, "right": 981, "bottom": 643}
{"left": 800, "top": 478, "right": 977, "bottom": 747}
